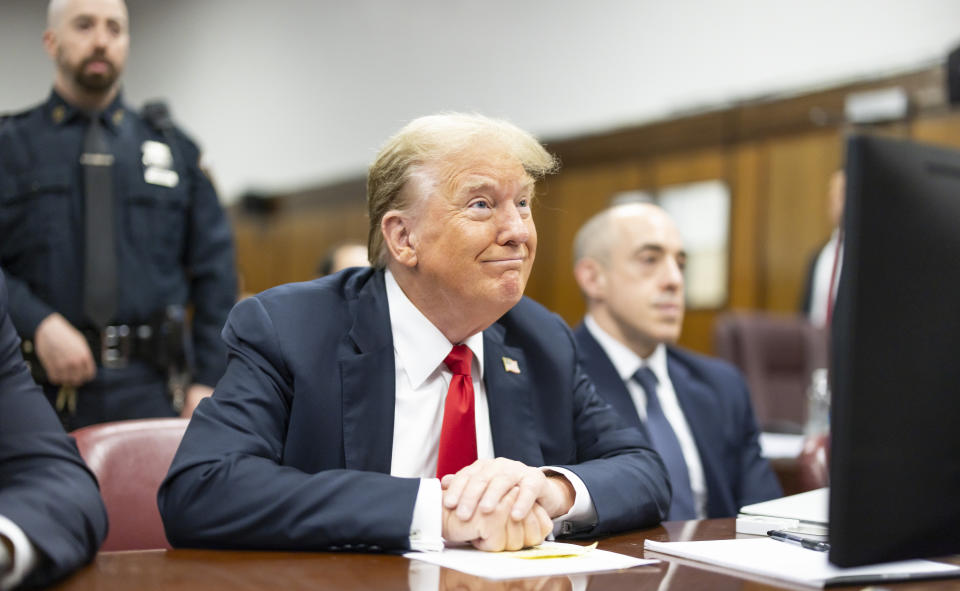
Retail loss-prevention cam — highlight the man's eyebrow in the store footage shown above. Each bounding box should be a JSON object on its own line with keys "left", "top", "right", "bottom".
{"left": 635, "top": 244, "right": 666, "bottom": 254}
{"left": 634, "top": 244, "right": 688, "bottom": 260}
{"left": 460, "top": 180, "right": 497, "bottom": 193}
{"left": 458, "top": 178, "right": 535, "bottom": 195}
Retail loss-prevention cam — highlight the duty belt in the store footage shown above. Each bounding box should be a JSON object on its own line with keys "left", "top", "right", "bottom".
{"left": 20, "top": 306, "right": 190, "bottom": 419}
{"left": 21, "top": 323, "right": 161, "bottom": 418}
{"left": 81, "top": 323, "right": 158, "bottom": 369}
{"left": 20, "top": 322, "right": 160, "bottom": 381}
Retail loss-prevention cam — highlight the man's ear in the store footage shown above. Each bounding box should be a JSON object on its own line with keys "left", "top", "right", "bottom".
{"left": 382, "top": 211, "right": 417, "bottom": 268}
{"left": 573, "top": 258, "right": 606, "bottom": 300}
{"left": 42, "top": 30, "right": 57, "bottom": 60}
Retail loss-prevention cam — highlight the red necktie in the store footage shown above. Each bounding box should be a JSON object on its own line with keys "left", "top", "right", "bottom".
{"left": 436, "top": 345, "right": 478, "bottom": 478}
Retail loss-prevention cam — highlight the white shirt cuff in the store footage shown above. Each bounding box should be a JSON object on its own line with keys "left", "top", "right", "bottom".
{"left": 408, "top": 478, "right": 444, "bottom": 552}
{"left": 0, "top": 514, "right": 38, "bottom": 591}
{"left": 542, "top": 466, "right": 597, "bottom": 537}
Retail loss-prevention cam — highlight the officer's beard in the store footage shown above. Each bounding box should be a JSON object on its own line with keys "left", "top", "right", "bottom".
{"left": 62, "top": 49, "right": 120, "bottom": 93}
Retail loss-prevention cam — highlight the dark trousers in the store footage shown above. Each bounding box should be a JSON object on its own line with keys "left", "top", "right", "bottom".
{"left": 42, "top": 361, "right": 177, "bottom": 431}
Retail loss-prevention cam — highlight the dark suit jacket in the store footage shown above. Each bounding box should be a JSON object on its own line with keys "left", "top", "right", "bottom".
{"left": 574, "top": 324, "right": 782, "bottom": 518}
{"left": 159, "top": 268, "right": 670, "bottom": 550}
{"left": 0, "top": 271, "right": 107, "bottom": 587}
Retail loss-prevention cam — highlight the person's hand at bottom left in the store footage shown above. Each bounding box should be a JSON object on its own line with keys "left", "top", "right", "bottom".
{"left": 442, "top": 486, "right": 553, "bottom": 551}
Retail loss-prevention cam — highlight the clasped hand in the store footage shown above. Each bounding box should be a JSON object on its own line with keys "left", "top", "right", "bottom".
{"left": 440, "top": 458, "right": 575, "bottom": 552}
{"left": 34, "top": 313, "right": 96, "bottom": 386}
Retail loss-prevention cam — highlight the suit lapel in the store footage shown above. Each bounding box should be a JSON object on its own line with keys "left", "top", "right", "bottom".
{"left": 339, "top": 271, "right": 396, "bottom": 473}
{"left": 574, "top": 325, "right": 643, "bottom": 430}
{"left": 483, "top": 322, "right": 544, "bottom": 465}
{"left": 667, "top": 349, "right": 727, "bottom": 513}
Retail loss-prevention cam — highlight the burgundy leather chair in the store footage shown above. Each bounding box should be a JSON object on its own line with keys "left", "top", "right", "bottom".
{"left": 714, "top": 311, "right": 828, "bottom": 434}
{"left": 72, "top": 418, "right": 189, "bottom": 551}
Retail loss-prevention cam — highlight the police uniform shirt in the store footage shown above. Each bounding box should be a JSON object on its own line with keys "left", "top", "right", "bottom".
{"left": 0, "top": 90, "right": 236, "bottom": 387}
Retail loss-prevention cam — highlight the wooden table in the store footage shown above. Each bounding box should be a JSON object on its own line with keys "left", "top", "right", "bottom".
{"left": 49, "top": 519, "right": 960, "bottom": 590}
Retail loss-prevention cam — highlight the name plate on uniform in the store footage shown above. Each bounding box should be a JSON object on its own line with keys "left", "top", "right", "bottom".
{"left": 144, "top": 166, "right": 179, "bottom": 188}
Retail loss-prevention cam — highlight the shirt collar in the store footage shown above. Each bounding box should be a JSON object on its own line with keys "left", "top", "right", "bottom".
{"left": 385, "top": 269, "right": 485, "bottom": 388}
{"left": 584, "top": 314, "right": 669, "bottom": 384}
{"left": 46, "top": 88, "right": 126, "bottom": 132}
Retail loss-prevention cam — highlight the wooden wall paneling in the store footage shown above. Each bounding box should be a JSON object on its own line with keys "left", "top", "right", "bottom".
{"left": 680, "top": 310, "right": 718, "bottom": 356}
{"left": 548, "top": 111, "right": 728, "bottom": 169}
{"left": 761, "top": 130, "right": 842, "bottom": 313}
{"left": 232, "top": 216, "right": 279, "bottom": 297}
{"left": 527, "top": 160, "right": 651, "bottom": 327}
{"left": 231, "top": 198, "right": 369, "bottom": 295}
{"left": 652, "top": 147, "right": 725, "bottom": 187}
{"left": 651, "top": 148, "right": 728, "bottom": 354}
{"left": 728, "top": 141, "right": 766, "bottom": 311}
{"left": 523, "top": 175, "right": 567, "bottom": 317}
{"left": 911, "top": 112, "right": 960, "bottom": 149}
{"left": 282, "top": 202, "right": 369, "bottom": 283}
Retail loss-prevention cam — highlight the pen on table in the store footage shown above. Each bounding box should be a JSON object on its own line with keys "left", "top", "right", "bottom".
{"left": 766, "top": 530, "right": 831, "bottom": 552}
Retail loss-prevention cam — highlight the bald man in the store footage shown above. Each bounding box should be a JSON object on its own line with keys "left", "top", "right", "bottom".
{"left": 572, "top": 203, "right": 781, "bottom": 520}
{"left": 0, "top": 0, "right": 236, "bottom": 427}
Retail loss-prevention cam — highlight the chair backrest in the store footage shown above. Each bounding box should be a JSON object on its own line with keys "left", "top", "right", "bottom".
{"left": 714, "top": 311, "right": 828, "bottom": 433}
{"left": 72, "top": 418, "right": 189, "bottom": 551}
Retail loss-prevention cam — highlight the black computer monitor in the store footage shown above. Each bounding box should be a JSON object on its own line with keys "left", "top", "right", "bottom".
{"left": 829, "top": 134, "right": 960, "bottom": 567}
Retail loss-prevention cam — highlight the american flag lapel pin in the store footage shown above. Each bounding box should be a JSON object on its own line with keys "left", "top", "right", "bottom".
{"left": 502, "top": 356, "right": 521, "bottom": 374}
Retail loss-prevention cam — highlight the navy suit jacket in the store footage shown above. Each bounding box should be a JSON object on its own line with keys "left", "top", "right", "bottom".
{"left": 574, "top": 324, "right": 781, "bottom": 518}
{"left": 159, "top": 268, "right": 670, "bottom": 550}
{"left": 0, "top": 271, "right": 106, "bottom": 587}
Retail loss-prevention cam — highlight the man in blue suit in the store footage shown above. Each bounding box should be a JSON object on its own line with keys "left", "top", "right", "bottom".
{"left": 0, "top": 269, "right": 107, "bottom": 588}
{"left": 572, "top": 202, "right": 781, "bottom": 520}
{"left": 159, "top": 114, "right": 670, "bottom": 553}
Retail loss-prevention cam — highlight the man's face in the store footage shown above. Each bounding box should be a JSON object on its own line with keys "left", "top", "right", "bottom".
{"left": 597, "top": 207, "right": 686, "bottom": 352}
{"left": 403, "top": 143, "right": 537, "bottom": 321}
{"left": 47, "top": 0, "right": 129, "bottom": 93}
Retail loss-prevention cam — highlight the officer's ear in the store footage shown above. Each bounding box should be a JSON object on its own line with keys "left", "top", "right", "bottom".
{"left": 42, "top": 29, "right": 58, "bottom": 60}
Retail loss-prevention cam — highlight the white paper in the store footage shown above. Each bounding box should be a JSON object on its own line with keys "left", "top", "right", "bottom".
{"left": 759, "top": 432, "right": 805, "bottom": 459}
{"left": 404, "top": 541, "right": 656, "bottom": 580}
{"left": 739, "top": 487, "right": 829, "bottom": 526}
{"left": 644, "top": 538, "right": 960, "bottom": 588}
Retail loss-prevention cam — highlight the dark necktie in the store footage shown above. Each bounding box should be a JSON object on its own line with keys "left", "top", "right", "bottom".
{"left": 632, "top": 366, "right": 697, "bottom": 520}
{"left": 81, "top": 113, "right": 117, "bottom": 329}
{"left": 436, "top": 345, "right": 478, "bottom": 479}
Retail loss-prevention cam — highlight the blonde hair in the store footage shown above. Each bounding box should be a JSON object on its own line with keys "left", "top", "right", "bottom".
{"left": 366, "top": 113, "right": 558, "bottom": 268}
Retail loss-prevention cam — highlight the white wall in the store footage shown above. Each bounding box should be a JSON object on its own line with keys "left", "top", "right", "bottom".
{"left": 2, "top": 0, "right": 959, "bottom": 203}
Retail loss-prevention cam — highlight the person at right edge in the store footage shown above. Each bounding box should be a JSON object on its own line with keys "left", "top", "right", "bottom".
{"left": 572, "top": 202, "right": 781, "bottom": 520}
{"left": 800, "top": 170, "right": 845, "bottom": 328}
{"left": 0, "top": 0, "right": 236, "bottom": 428}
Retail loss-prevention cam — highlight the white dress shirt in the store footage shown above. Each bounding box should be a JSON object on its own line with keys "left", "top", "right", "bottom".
{"left": 0, "top": 515, "right": 37, "bottom": 590}
{"left": 808, "top": 229, "right": 843, "bottom": 328}
{"left": 385, "top": 271, "right": 595, "bottom": 550}
{"left": 584, "top": 315, "right": 708, "bottom": 518}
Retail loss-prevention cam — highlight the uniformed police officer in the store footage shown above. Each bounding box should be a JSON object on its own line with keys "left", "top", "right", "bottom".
{"left": 0, "top": 0, "right": 236, "bottom": 429}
